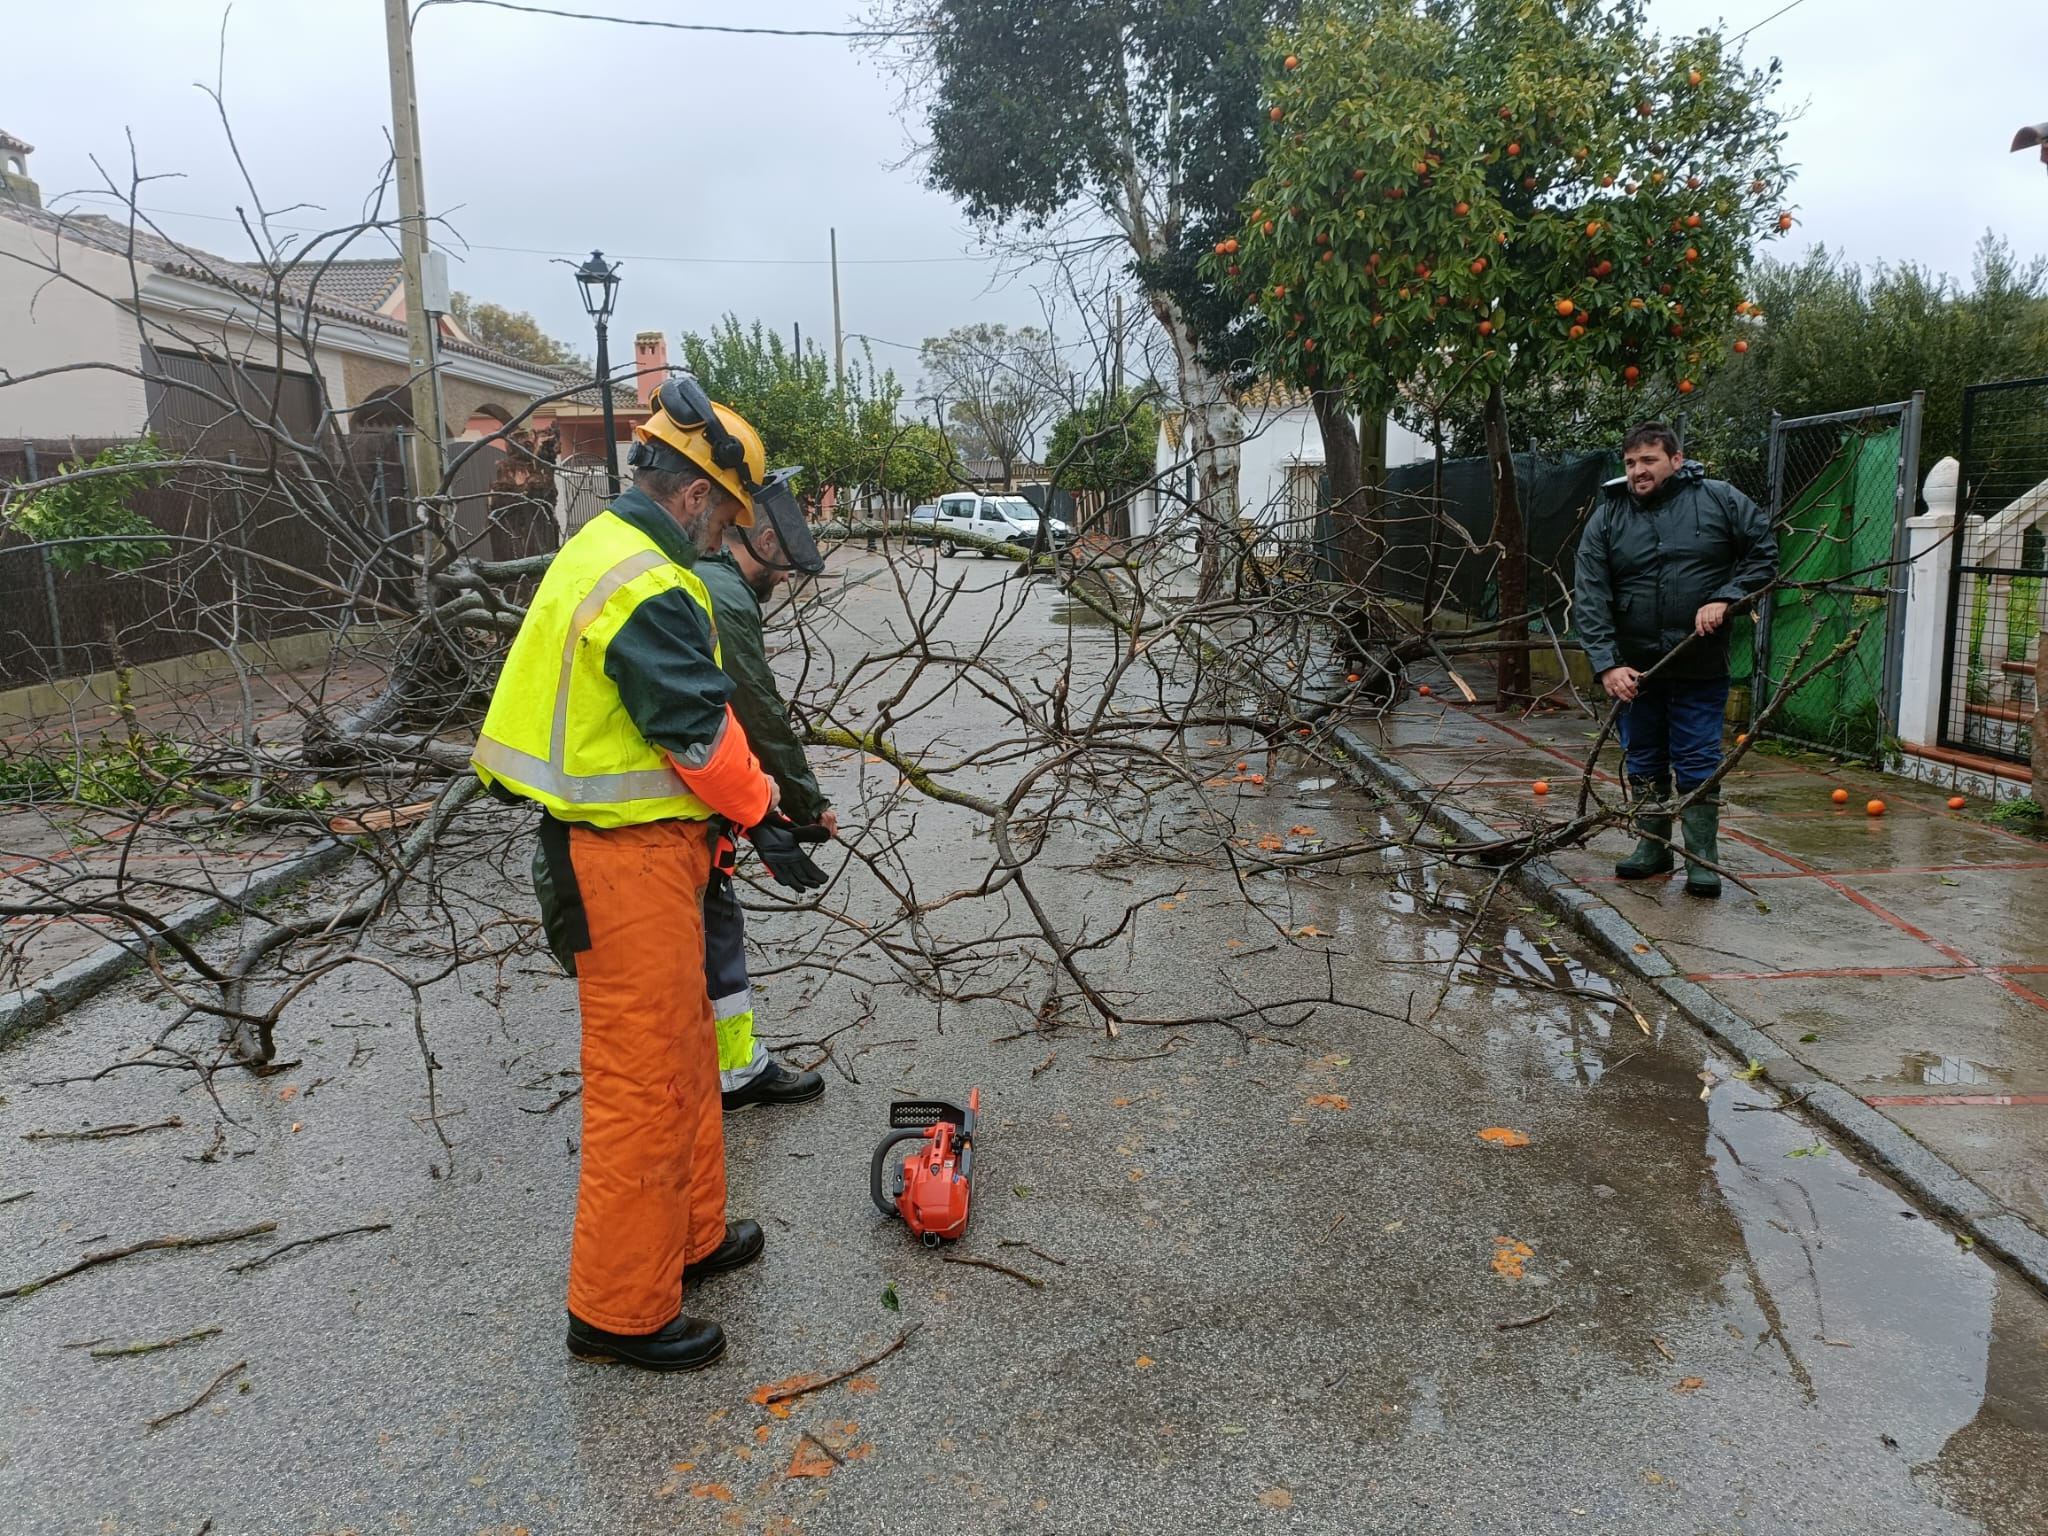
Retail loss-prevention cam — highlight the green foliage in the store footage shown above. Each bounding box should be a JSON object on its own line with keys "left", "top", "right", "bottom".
{"left": 0, "top": 738, "right": 333, "bottom": 811}
{"left": 1211, "top": 0, "right": 1790, "bottom": 414}
{"left": 1984, "top": 797, "right": 2044, "bottom": 827}
{"left": 448, "top": 292, "right": 586, "bottom": 369}
{"left": 679, "top": 317, "right": 910, "bottom": 499}
{"left": 1679, "top": 237, "right": 2048, "bottom": 482}
{"left": 871, "top": 420, "right": 956, "bottom": 507}
{"left": 1045, "top": 390, "right": 1160, "bottom": 492}
{"left": 9, "top": 438, "right": 171, "bottom": 573}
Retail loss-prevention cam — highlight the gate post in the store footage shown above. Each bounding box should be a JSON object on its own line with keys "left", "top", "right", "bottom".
{"left": 1898, "top": 455, "right": 1958, "bottom": 751}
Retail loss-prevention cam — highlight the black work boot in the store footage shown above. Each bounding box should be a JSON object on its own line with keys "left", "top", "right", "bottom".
{"left": 1613, "top": 778, "right": 1676, "bottom": 881}
{"left": 721, "top": 1059, "right": 825, "bottom": 1113}
{"left": 567, "top": 1312, "right": 725, "bottom": 1372}
{"left": 1679, "top": 797, "right": 1723, "bottom": 899}
{"left": 683, "top": 1219, "right": 763, "bottom": 1283}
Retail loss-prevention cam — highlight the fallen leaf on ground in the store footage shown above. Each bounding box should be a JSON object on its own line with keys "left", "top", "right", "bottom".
{"left": 1632, "top": 943, "right": 1651, "bottom": 954}
{"left": 1673, "top": 1377, "right": 1705, "bottom": 1394}
{"left": 1135, "top": 1356, "right": 1155, "bottom": 1369}
{"left": 1306, "top": 1094, "right": 1351, "bottom": 1111}
{"left": 690, "top": 1483, "right": 734, "bottom": 1500}
{"left": 1112, "top": 1098, "right": 1135, "bottom": 1107}
{"left": 784, "top": 1441, "right": 836, "bottom": 1480}
{"left": 845, "top": 1376, "right": 878, "bottom": 1394}
{"left": 1290, "top": 925, "right": 1327, "bottom": 938}
{"left": 1128, "top": 1168, "right": 1146, "bottom": 1181}
{"left": 1492, "top": 1237, "right": 1534, "bottom": 1279}
{"left": 1289, "top": 824, "right": 1318, "bottom": 836}
{"left": 1478, "top": 1126, "right": 1531, "bottom": 1147}
{"left": 1255, "top": 834, "right": 1285, "bottom": 850}
{"left": 277, "top": 1086, "right": 298, "bottom": 1102}
{"left": 750, "top": 1375, "right": 821, "bottom": 1419}
{"left": 1259, "top": 1489, "right": 1294, "bottom": 1508}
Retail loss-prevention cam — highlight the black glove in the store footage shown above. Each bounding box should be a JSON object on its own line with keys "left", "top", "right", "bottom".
{"left": 746, "top": 811, "right": 830, "bottom": 891}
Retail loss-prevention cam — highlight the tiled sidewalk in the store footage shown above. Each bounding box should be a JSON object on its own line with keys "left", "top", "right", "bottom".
{"left": 1345, "top": 691, "right": 2048, "bottom": 1250}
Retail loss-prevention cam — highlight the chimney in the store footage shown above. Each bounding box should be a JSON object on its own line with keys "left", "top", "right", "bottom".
{"left": 634, "top": 331, "right": 668, "bottom": 409}
{"left": 0, "top": 131, "right": 41, "bottom": 210}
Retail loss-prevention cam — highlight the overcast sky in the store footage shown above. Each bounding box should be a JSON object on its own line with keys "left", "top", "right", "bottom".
{"left": 8, "top": 0, "right": 2046, "bottom": 400}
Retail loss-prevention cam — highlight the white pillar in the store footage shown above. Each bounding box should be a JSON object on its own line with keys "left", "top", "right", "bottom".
{"left": 1896, "top": 455, "right": 1958, "bottom": 750}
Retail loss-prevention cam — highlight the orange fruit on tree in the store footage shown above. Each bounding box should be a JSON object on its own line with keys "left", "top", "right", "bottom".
{"left": 1595, "top": 260, "right": 1613, "bottom": 276}
{"left": 1262, "top": 220, "right": 1274, "bottom": 235}
{"left": 1585, "top": 220, "right": 1602, "bottom": 237}
{"left": 1778, "top": 212, "right": 1794, "bottom": 230}
{"left": 1733, "top": 340, "right": 1748, "bottom": 353}
{"left": 1687, "top": 213, "right": 1701, "bottom": 227}
{"left": 1284, "top": 53, "right": 1299, "bottom": 69}
{"left": 1471, "top": 257, "right": 1488, "bottom": 273}
{"left": 1947, "top": 796, "right": 1967, "bottom": 809}
{"left": 1866, "top": 799, "right": 1886, "bottom": 817}
{"left": 1688, "top": 69, "right": 1703, "bottom": 85}
{"left": 1555, "top": 298, "right": 1577, "bottom": 316}
{"left": 1455, "top": 201, "right": 1471, "bottom": 216}
{"left": 1678, "top": 379, "right": 1695, "bottom": 393}
{"left": 1223, "top": 238, "right": 1239, "bottom": 254}
{"left": 1831, "top": 788, "right": 1849, "bottom": 804}
{"left": 1507, "top": 141, "right": 1521, "bottom": 155}
{"left": 1273, "top": 284, "right": 1286, "bottom": 296}
{"left": 1532, "top": 781, "right": 1551, "bottom": 795}
{"left": 1624, "top": 365, "right": 1641, "bottom": 381}
{"left": 1685, "top": 247, "right": 1700, "bottom": 262}
{"left": 1687, "top": 176, "right": 1702, "bottom": 190}
{"left": 1601, "top": 174, "right": 1615, "bottom": 187}
{"left": 1523, "top": 176, "right": 1538, "bottom": 189}
{"left": 1637, "top": 101, "right": 1653, "bottom": 117}
{"left": 1270, "top": 106, "right": 1285, "bottom": 121}
{"left": 1477, "top": 320, "right": 1493, "bottom": 335}
{"left": 1751, "top": 179, "right": 1767, "bottom": 193}
{"left": 1569, "top": 324, "right": 1585, "bottom": 339}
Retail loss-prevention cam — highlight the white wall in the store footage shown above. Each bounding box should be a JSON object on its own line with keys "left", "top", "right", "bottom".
{"left": 0, "top": 214, "right": 149, "bottom": 437}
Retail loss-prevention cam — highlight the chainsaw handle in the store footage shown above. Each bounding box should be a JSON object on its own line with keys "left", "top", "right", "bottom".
{"left": 869, "top": 1128, "right": 927, "bottom": 1219}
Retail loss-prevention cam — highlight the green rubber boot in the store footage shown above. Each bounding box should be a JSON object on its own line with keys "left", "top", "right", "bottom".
{"left": 1679, "top": 798, "right": 1722, "bottom": 899}
{"left": 1613, "top": 778, "right": 1675, "bottom": 880}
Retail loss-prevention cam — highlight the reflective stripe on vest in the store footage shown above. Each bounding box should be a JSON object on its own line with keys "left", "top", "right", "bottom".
{"left": 472, "top": 512, "right": 722, "bottom": 827}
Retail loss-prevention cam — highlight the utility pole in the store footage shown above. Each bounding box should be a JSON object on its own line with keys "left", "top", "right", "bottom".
{"left": 829, "top": 227, "right": 845, "bottom": 392}
{"left": 383, "top": 0, "right": 445, "bottom": 510}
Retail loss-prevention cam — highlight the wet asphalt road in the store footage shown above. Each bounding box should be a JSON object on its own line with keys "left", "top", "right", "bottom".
{"left": 1, "top": 554, "right": 2044, "bottom": 1534}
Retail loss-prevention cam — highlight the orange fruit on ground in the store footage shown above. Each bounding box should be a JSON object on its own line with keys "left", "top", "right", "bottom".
{"left": 1831, "top": 788, "right": 1850, "bottom": 804}
{"left": 1736, "top": 733, "right": 1749, "bottom": 744}
{"left": 1248, "top": 774, "right": 1266, "bottom": 785}
{"left": 1347, "top": 672, "right": 1360, "bottom": 682}
{"left": 1532, "top": 781, "right": 1551, "bottom": 795}
{"left": 1948, "top": 796, "right": 1967, "bottom": 809}
{"left": 1866, "top": 799, "right": 1886, "bottom": 817}
{"left": 1418, "top": 685, "right": 1433, "bottom": 696}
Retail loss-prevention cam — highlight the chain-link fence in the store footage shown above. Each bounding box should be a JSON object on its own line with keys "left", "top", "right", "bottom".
{"left": 1743, "top": 400, "right": 1922, "bottom": 759}
{"left": 1939, "top": 377, "right": 2047, "bottom": 767}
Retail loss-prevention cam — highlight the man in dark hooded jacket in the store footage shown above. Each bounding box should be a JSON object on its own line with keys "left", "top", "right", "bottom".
{"left": 1573, "top": 423, "right": 1777, "bottom": 897}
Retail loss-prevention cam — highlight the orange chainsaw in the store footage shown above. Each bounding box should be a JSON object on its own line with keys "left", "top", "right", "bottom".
{"left": 869, "top": 1089, "right": 978, "bottom": 1245}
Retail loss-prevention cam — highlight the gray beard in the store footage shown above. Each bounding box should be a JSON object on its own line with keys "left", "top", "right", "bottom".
{"left": 671, "top": 502, "right": 718, "bottom": 551}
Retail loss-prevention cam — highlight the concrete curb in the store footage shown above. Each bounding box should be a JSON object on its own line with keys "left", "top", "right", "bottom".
{"left": 0, "top": 838, "right": 360, "bottom": 1047}
{"left": 1332, "top": 722, "right": 2048, "bottom": 1295}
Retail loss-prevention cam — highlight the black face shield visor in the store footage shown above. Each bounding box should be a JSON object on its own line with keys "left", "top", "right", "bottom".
{"left": 737, "top": 466, "right": 825, "bottom": 577}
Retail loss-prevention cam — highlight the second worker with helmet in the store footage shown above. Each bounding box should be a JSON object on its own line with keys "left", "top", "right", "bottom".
{"left": 474, "top": 379, "right": 830, "bottom": 1371}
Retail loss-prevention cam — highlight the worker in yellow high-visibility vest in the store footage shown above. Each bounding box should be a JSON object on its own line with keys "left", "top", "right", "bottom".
{"left": 474, "top": 377, "right": 828, "bottom": 1372}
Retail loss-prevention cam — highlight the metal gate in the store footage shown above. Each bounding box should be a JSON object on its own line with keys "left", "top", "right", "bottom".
{"left": 1937, "top": 377, "right": 2048, "bottom": 766}
{"left": 1746, "top": 397, "right": 1923, "bottom": 758}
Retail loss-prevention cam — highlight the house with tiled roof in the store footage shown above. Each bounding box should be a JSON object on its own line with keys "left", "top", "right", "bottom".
{"left": 0, "top": 133, "right": 564, "bottom": 445}
{"left": 1139, "top": 381, "right": 1427, "bottom": 540}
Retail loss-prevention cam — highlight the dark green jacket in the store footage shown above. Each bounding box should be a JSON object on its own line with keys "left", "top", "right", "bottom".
{"left": 597, "top": 485, "right": 732, "bottom": 756}
{"left": 696, "top": 552, "right": 830, "bottom": 826}
{"left": 1572, "top": 463, "right": 1777, "bottom": 681}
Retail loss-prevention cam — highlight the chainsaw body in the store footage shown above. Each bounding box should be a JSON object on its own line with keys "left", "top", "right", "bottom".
{"left": 870, "top": 1089, "right": 978, "bottom": 1245}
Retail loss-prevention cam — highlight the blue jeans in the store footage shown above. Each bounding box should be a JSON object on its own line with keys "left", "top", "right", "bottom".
{"left": 1618, "top": 675, "right": 1730, "bottom": 792}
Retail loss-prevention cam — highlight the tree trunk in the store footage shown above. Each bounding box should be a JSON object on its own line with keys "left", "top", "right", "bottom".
{"left": 1481, "top": 381, "right": 1529, "bottom": 706}
{"left": 1147, "top": 291, "right": 1241, "bottom": 600}
{"left": 1310, "top": 390, "right": 1369, "bottom": 588}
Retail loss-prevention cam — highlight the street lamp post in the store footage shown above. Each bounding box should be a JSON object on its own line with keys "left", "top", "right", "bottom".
{"left": 574, "top": 251, "right": 623, "bottom": 497}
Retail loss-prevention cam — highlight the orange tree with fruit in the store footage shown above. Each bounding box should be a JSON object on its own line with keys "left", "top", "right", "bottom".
{"left": 1209, "top": 0, "right": 1790, "bottom": 699}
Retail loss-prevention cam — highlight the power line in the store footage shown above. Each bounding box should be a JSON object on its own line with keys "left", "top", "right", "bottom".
{"left": 413, "top": 0, "right": 927, "bottom": 39}
{"left": 123, "top": 205, "right": 999, "bottom": 267}
{"left": 1731, "top": 0, "right": 1814, "bottom": 42}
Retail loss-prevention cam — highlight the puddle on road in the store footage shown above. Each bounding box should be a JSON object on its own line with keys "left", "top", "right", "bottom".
{"left": 1900, "top": 1052, "right": 2014, "bottom": 1088}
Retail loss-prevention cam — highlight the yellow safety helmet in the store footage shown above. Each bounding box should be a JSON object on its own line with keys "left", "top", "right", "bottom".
{"left": 629, "top": 376, "right": 767, "bottom": 524}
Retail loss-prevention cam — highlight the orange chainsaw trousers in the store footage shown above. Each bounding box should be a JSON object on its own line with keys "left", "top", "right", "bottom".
{"left": 564, "top": 818, "right": 726, "bottom": 1334}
